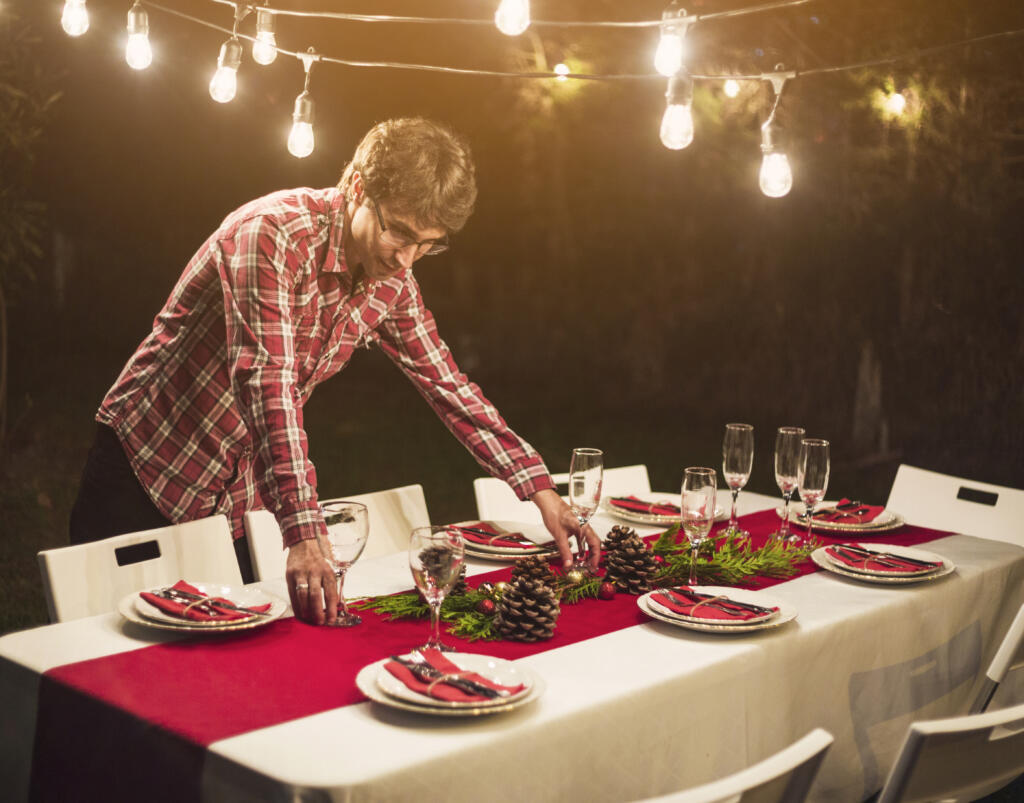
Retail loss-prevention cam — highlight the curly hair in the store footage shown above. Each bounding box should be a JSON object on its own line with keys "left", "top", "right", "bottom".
{"left": 338, "top": 118, "right": 477, "bottom": 233}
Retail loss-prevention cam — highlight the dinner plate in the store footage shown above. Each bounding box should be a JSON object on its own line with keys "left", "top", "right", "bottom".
{"left": 638, "top": 586, "right": 797, "bottom": 633}
{"left": 777, "top": 501, "right": 906, "bottom": 534}
{"left": 821, "top": 544, "right": 943, "bottom": 578}
{"left": 451, "top": 520, "right": 556, "bottom": 556}
{"left": 646, "top": 588, "right": 779, "bottom": 626}
{"left": 356, "top": 658, "right": 545, "bottom": 717}
{"left": 602, "top": 494, "right": 727, "bottom": 526}
{"left": 375, "top": 652, "right": 535, "bottom": 709}
{"left": 119, "top": 584, "right": 288, "bottom": 633}
{"left": 811, "top": 544, "right": 956, "bottom": 585}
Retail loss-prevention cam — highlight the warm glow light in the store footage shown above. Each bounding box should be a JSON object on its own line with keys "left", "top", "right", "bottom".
{"left": 654, "top": 31, "right": 684, "bottom": 77}
{"left": 288, "top": 122, "right": 315, "bottom": 158}
{"left": 126, "top": 33, "right": 152, "bottom": 70}
{"left": 61, "top": 0, "right": 89, "bottom": 37}
{"left": 494, "top": 0, "right": 530, "bottom": 36}
{"left": 884, "top": 91, "right": 906, "bottom": 116}
{"left": 723, "top": 79, "right": 740, "bottom": 98}
{"left": 660, "top": 103, "right": 694, "bottom": 150}
{"left": 554, "top": 63, "right": 570, "bottom": 82}
{"left": 253, "top": 9, "right": 277, "bottom": 65}
{"left": 209, "top": 38, "right": 242, "bottom": 103}
{"left": 759, "top": 152, "right": 793, "bottom": 197}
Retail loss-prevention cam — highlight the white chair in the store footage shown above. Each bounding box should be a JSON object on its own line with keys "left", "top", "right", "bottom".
{"left": 473, "top": 464, "right": 651, "bottom": 524}
{"left": 970, "top": 603, "right": 1024, "bottom": 714}
{"left": 876, "top": 699, "right": 1024, "bottom": 803}
{"left": 37, "top": 515, "right": 242, "bottom": 623}
{"left": 634, "top": 729, "right": 833, "bottom": 803}
{"left": 885, "top": 464, "right": 1024, "bottom": 545}
{"left": 243, "top": 484, "right": 431, "bottom": 580}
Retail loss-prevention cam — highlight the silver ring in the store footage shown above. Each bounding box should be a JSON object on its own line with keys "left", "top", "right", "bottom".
{"left": 296, "top": 582, "right": 310, "bottom": 589}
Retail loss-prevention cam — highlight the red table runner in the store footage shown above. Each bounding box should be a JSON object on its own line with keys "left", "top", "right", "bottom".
{"left": 31, "top": 511, "right": 953, "bottom": 800}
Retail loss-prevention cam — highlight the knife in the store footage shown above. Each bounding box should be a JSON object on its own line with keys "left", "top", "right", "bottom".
{"left": 665, "top": 589, "right": 775, "bottom": 616}
{"left": 388, "top": 656, "right": 506, "bottom": 698}
{"left": 157, "top": 588, "right": 273, "bottom": 617}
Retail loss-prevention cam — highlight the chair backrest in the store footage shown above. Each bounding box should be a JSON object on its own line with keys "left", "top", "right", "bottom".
{"left": 37, "top": 515, "right": 242, "bottom": 623}
{"left": 885, "top": 464, "right": 1024, "bottom": 545}
{"left": 634, "top": 729, "right": 833, "bottom": 803}
{"left": 243, "top": 484, "right": 431, "bottom": 580}
{"left": 876, "top": 699, "right": 1024, "bottom": 803}
{"left": 473, "top": 464, "right": 652, "bottom": 523}
{"left": 970, "top": 603, "right": 1024, "bottom": 714}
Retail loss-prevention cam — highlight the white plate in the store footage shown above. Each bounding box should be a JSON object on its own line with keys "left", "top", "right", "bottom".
{"left": 811, "top": 544, "right": 956, "bottom": 585}
{"left": 356, "top": 658, "right": 545, "bottom": 717}
{"left": 602, "top": 494, "right": 726, "bottom": 526}
{"left": 119, "top": 584, "right": 288, "bottom": 633}
{"left": 777, "top": 501, "right": 905, "bottom": 534}
{"left": 464, "top": 546, "right": 557, "bottom": 562}
{"left": 820, "top": 543, "right": 943, "bottom": 577}
{"left": 451, "top": 520, "right": 556, "bottom": 555}
{"left": 638, "top": 585, "right": 797, "bottom": 633}
{"left": 376, "top": 652, "right": 534, "bottom": 709}
{"left": 646, "top": 588, "right": 779, "bottom": 626}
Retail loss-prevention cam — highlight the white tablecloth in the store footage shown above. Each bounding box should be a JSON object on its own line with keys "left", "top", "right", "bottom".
{"left": 2, "top": 493, "right": 1023, "bottom": 802}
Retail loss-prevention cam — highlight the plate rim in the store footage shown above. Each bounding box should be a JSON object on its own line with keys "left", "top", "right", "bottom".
{"left": 820, "top": 543, "right": 944, "bottom": 577}
{"left": 118, "top": 585, "right": 288, "bottom": 633}
{"left": 637, "top": 587, "right": 797, "bottom": 633}
{"left": 646, "top": 588, "right": 779, "bottom": 626}
{"left": 810, "top": 546, "right": 956, "bottom": 585}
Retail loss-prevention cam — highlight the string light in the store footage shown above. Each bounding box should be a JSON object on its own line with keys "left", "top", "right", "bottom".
{"left": 494, "top": 0, "right": 530, "bottom": 37}
{"left": 554, "top": 63, "right": 570, "bottom": 82}
{"left": 661, "top": 73, "right": 695, "bottom": 150}
{"left": 884, "top": 91, "right": 906, "bottom": 115}
{"left": 125, "top": 2, "right": 153, "bottom": 70}
{"left": 288, "top": 49, "right": 318, "bottom": 158}
{"left": 252, "top": 6, "right": 278, "bottom": 66}
{"left": 759, "top": 70, "right": 795, "bottom": 198}
{"left": 209, "top": 4, "right": 249, "bottom": 104}
{"left": 655, "top": 2, "right": 690, "bottom": 77}
{"left": 723, "top": 78, "right": 741, "bottom": 98}
{"left": 61, "top": 0, "right": 89, "bottom": 37}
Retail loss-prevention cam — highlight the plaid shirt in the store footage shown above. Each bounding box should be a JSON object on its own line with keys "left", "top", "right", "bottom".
{"left": 98, "top": 187, "right": 554, "bottom": 547}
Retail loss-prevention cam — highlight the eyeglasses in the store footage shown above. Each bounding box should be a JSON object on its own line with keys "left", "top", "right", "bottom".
{"left": 370, "top": 196, "right": 449, "bottom": 257}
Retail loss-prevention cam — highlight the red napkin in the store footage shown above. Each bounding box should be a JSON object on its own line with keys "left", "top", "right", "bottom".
{"left": 813, "top": 498, "right": 886, "bottom": 523}
{"left": 651, "top": 587, "right": 777, "bottom": 621}
{"left": 382, "top": 648, "right": 527, "bottom": 703}
{"left": 138, "top": 580, "right": 270, "bottom": 622}
{"left": 610, "top": 496, "right": 680, "bottom": 516}
{"left": 455, "top": 522, "right": 535, "bottom": 549}
{"left": 825, "top": 545, "right": 942, "bottom": 574}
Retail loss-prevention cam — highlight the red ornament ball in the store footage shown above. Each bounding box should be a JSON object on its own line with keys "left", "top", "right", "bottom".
{"left": 598, "top": 582, "right": 616, "bottom": 600}
{"left": 477, "top": 598, "right": 496, "bottom": 615}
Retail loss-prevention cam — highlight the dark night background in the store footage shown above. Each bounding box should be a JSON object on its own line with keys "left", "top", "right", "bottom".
{"left": 1, "top": 0, "right": 1022, "bottom": 632}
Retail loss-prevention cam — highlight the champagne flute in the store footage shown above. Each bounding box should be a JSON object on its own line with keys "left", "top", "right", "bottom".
{"left": 681, "top": 467, "right": 717, "bottom": 586}
{"left": 321, "top": 501, "right": 369, "bottom": 627}
{"left": 409, "top": 526, "right": 465, "bottom": 651}
{"left": 722, "top": 423, "right": 754, "bottom": 536}
{"left": 797, "top": 439, "right": 830, "bottom": 545}
{"left": 568, "top": 447, "right": 603, "bottom": 572}
{"left": 774, "top": 426, "right": 806, "bottom": 542}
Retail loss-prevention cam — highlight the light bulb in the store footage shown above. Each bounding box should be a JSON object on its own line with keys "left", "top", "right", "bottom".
{"left": 884, "top": 91, "right": 906, "bottom": 116}
{"left": 252, "top": 9, "right": 277, "bottom": 65}
{"left": 125, "top": 3, "right": 151, "bottom": 70}
{"left": 654, "top": 31, "right": 683, "bottom": 77}
{"left": 759, "top": 152, "right": 793, "bottom": 198}
{"left": 61, "top": 0, "right": 89, "bottom": 37}
{"left": 660, "top": 103, "right": 694, "bottom": 150}
{"left": 288, "top": 90, "right": 315, "bottom": 158}
{"left": 495, "top": 0, "right": 530, "bottom": 36}
{"left": 209, "top": 38, "right": 242, "bottom": 104}
{"left": 554, "top": 63, "right": 570, "bottom": 83}
{"left": 723, "top": 79, "right": 740, "bottom": 98}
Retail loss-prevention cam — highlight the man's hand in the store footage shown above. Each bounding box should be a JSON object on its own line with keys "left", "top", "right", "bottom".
{"left": 285, "top": 537, "right": 339, "bottom": 625}
{"left": 531, "top": 488, "right": 601, "bottom": 572}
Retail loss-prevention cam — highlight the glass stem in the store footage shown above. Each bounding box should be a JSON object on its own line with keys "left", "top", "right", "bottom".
{"left": 730, "top": 489, "right": 740, "bottom": 529}
{"left": 780, "top": 493, "right": 791, "bottom": 538}
{"left": 689, "top": 544, "right": 698, "bottom": 585}
{"left": 805, "top": 505, "right": 814, "bottom": 543}
{"left": 337, "top": 569, "right": 349, "bottom": 618}
{"left": 429, "top": 600, "right": 441, "bottom": 646}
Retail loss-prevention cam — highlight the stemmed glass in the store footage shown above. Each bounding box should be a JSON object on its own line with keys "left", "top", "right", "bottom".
{"left": 568, "top": 447, "right": 603, "bottom": 572}
{"left": 409, "top": 526, "right": 465, "bottom": 651}
{"left": 681, "top": 467, "right": 717, "bottom": 586}
{"left": 774, "top": 427, "right": 806, "bottom": 542}
{"left": 321, "top": 501, "right": 369, "bottom": 627}
{"left": 722, "top": 423, "right": 754, "bottom": 536}
{"left": 797, "top": 439, "right": 831, "bottom": 545}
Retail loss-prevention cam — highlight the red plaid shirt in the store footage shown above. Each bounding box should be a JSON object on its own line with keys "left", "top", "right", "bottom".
{"left": 98, "top": 187, "right": 554, "bottom": 547}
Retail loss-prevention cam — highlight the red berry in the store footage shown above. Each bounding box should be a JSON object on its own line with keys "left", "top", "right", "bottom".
{"left": 477, "top": 598, "right": 496, "bottom": 615}
{"left": 598, "top": 582, "right": 616, "bottom": 600}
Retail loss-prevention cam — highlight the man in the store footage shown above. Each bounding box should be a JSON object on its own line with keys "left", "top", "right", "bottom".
{"left": 70, "top": 117, "right": 600, "bottom": 624}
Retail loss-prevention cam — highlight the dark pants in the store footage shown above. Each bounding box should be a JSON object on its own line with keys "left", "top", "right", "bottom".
{"left": 69, "top": 423, "right": 255, "bottom": 583}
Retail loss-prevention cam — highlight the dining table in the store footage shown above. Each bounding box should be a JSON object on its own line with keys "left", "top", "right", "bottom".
{"left": 2, "top": 490, "right": 1023, "bottom": 802}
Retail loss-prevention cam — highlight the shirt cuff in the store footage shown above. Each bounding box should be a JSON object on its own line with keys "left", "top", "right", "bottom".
{"left": 503, "top": 458, "right": 557, "bottom": 501}
{"left": 279, "top": 503, "right": 327, "bottom": 548}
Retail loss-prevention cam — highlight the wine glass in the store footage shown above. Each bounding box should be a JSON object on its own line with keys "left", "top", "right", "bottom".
{"left": 774, "top": 426, "right": 806, "bottom": 542}
{"left": 321, "top": 501, "right": 369, "bottom": 627}
{"left": 722, "top": 423, "right": 754, "bottom": 536}
{"left": 797, "top": 439, "right": 831, "bottom": 545}
{"left": 680, "top": 467, "right": 717, "bottom": 586}
{"left": 409, "top": 526, "right": 465, "bottom": 651}
{"left": 568, "top": 447, "right": 603, "bottom": 572}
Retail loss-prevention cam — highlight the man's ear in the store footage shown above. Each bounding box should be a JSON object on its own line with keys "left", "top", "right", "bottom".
{"left": 351, "top": 171, "right": 363, "bottom": 201}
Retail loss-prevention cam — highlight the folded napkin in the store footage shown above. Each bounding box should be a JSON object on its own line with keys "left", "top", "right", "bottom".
{"left": 454, "top": 522, "right": 536, "bottom": 549}
{"left": 651, "top": 587, "right": 777, "bottom": 622}
{"left": 383, "top": 648, "right": 527, "bottom": 703}
{"left": 812, "top": 498, "right": 886, "bottom": 523}
{"left": 825, "top": 545, "right": 942, "bottom": 574}
{"left": 610, "top": 496, "right": 680, "bottom": 516}
{"left": 138, "top": 580, "right": 270, "bottom": 622}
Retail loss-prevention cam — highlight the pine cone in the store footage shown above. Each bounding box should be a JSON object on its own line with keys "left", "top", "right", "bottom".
{"left": 450, "top": 563, "right": 468, "bottom": 596}
{"left": 603, "top": 525, "right": 658, "bottom": 594}
{"left": 494, "top": 578, "right": 560, "bottom": 642}
{"left": 416, "top": 545, "right": 462, "bottom": 592}
{"left": 510, "top": 554, "right": 557, "bottom": 589}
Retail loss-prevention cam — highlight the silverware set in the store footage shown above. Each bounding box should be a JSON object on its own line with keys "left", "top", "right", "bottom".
{"left": 154, "top": 587, "right": 272, "bottom": 617}
{"left": 388, "top": 653, "right": 510, "bottom": 699}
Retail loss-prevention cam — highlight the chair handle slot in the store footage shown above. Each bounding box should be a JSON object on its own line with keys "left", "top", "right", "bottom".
{"left": 957, "top": 487, "right": 998, "bottom": 506}
{"left": 114, "top": 540, "right": 162, "bottom": 566}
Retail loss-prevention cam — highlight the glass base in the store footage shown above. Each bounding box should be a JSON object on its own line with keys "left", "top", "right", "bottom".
{"left": 417, "top": 639, "right": 458, "bottom": 653}
{"left": 327, "top": 612, "right": 363, "bottom": 627}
